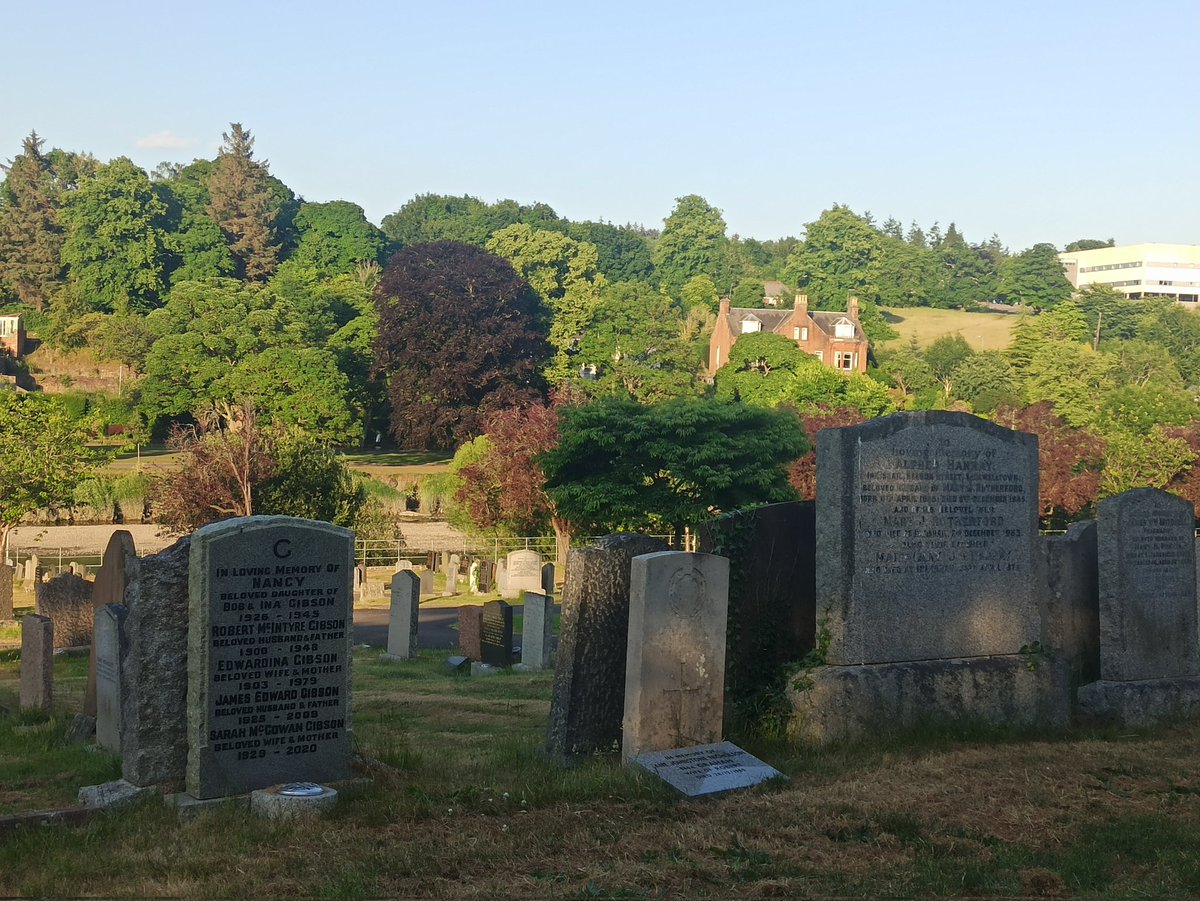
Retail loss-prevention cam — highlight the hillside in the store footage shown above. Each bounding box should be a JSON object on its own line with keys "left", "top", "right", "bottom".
{"left": 878, "top": 306, "right": 1024, "bottom": 352}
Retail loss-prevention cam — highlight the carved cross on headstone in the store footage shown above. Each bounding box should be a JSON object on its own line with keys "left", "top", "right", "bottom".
{"left": 661, "top": 661, "right": 702, "bottom": 746}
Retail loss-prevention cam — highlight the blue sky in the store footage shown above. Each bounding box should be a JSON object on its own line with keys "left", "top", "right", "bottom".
{"left": 5, "top": 0, "right": 1197, "bottom": 251}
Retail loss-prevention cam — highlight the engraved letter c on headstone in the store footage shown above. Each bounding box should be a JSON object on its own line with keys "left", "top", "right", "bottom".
{"left": 274, "top": 539, "right": 293, "bottom": 559}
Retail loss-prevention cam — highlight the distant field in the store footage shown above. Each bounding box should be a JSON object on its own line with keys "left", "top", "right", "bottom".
{"left": 879, "top": 307, "right": 1025, "bottom": 351}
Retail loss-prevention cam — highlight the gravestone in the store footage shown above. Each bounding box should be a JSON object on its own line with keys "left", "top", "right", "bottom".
{"left": 384, "top": 570, "right": 420, "bottom": 660}
{"left": 698, "top": 501, "right": 816, "bottom": 717}
{"left": 791, "top": 412, "right": 1068, "bottom": 744}
{"left": 478, "top": 561, "right": 495, "bottom": 594}
{"left": 24, "top": 555, "right": 39, "bottom": 584}
{"left": 623, "top": 551, "right": 729, "bottom": 760}
{"left": 459, "top": 606, "right": 483, "bottom": 660}
{"left": 20, "top": 614, "right": 53, "bottom": 710}
{"left": 419, "top": 569, "right": 435, "bottom": 598}
{"left": 70, "top": 562, "right": 87, "bottom": 577}
{"left": 1078, "top": 490, "right": 1200, "bottom": 726}
{"left": 0, "top": 564, "right": 13, "bottom": 621}
{"left": 481, "top": 601, "right": 514, "bottom": 667}
{"left": 631, "top": 742, "right": 784, "bottom": 798}
{"left": 496, "top": 560, "right": 509, "bottom": 597}
{"left": 122, "top": 537, "right": 191, "bottom": 787}
{"left": 447, "top": 554, "right": 460, "bottom": 594}
{"left": 95, "top": 604, "right": 128, "bottom": 753}
{"left": 468, "top": 561, "right": 481, "bottom": 595}
{"left": 1038, "top": 521, "right": 1100, "bottom": 684}
{"left": 541, "top": 563, "right": 555, "bottom": 597}
{"left": 187, "top": 516, "right": 354, "bottom": 800}
{"left": 396, "top": 559, "right": 414, "bottom": 571}
{"left": 546, "top": 534, "right": 669, "bottom": 758}
{"left": 520, "top": 592, "right": 553, "bottom": 670}
{"left": 85, "top": 530, "right": 137, "bottom": 716}
{"left": 35, "top": 572, "right": 93, "bottom": 648}
{"left": 425, "top": 551, "right": 437, "bottom": 571}
{"left": 504, "top": 550, "right": 541, "bottom": 599}
{"left": 353, "top": 565, "right": 366, "bottom": 599}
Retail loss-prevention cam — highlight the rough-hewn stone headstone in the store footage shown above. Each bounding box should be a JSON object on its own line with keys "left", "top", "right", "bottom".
{"left": 85, "top": 530, "right": 137, "bottom": 716}
{"left": 35, "top": 572, "right": 94, "bottom": 648}
{"left": 698, "top": 501, "right": 815, "bottom": 714}
{"left": 385, "top": 570, "right": 420, "bottom": 660}
{"left": 817, "top": 411, "right": 1040, "bottom": 664}
{"left": 1098, "top": 489, "right": 1197, "bottom": 681}
{"left": 122, "top": 537, "right": 190, "bottom": 788}
{"left": 481, "top": 601, "right": 514, "bottom": 667}
{"left": 187, "top": 516, "right": 354, "bottom": 800}
{"left": 459, "top": 606, "right": 483, "bottom": 659}
{"left": 1038, "top": 521, "right": 1099, "bottom": 684}
{"left": 546, "top": 534, "right": 669, "bottom": 758}
{"left": 20, "top": 614, "right": 53, "bottom": 710}
{"left": 0, "top": 564, "right": 13, "bottom": 621}
{"left": 521, "top": 592, "right": 553, "bottom": 670}
{"left": 623, "top": 551, "right": 729, "bottom": 759}
{"left": 95, "top": 604, "right": 128, "bottom": 754}
{"left": 504, "top": 550, "right": 541, "bottom": 599}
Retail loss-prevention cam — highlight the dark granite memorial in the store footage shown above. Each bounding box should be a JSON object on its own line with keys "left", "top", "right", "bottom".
{"left": 459, "top": 606, "right": 483, "bottom": 659}
{"left": 187, "top": 516, "right": 354, "bottom": 799}
{"left": 481, "top": 600, "right": 514, "bottom": 667}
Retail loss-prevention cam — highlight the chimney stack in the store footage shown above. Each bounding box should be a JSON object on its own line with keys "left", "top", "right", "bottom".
{"left": 847, "top": 296, "right": 860, "bottom": 321}
{"left": 794, "top": 293, "right": 808, "bottom": 317}
{"left": 719, "top": 297, "right": 730, "bottom": 314}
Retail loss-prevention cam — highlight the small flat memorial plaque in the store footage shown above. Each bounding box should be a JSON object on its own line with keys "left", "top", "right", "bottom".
{"left": 631, "top": 741, "right": 784, "bottom": 798}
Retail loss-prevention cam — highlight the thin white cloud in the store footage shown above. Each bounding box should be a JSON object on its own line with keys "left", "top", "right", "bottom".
{"left": 136, "top": 130, "right": 194, "bottom": 150}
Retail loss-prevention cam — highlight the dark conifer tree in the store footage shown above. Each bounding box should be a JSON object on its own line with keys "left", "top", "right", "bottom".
{"left": 0, "top": 131, "right": 65, "bottom": 309}
{"left": 207, "top": 123, "right": 280, "bottom": 281}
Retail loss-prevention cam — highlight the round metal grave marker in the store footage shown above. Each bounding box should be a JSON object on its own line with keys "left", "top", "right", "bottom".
{"left": 279, "top": 782, "right": 325, "bottom": 797}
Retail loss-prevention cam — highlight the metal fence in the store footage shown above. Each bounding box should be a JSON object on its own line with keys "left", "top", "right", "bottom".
{"left": 354, "top": 534, "right": 678, "bottom": 567}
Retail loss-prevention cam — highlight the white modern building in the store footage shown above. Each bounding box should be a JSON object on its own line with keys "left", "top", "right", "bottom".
{"left": 1059, "top": 243, "right": 1200, "bottom": 304}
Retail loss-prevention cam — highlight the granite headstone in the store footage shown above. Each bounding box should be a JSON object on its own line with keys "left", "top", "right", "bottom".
{"left": 35, "top": 572, "right": 94, "bottom": 648}
{"left": 504, "top": 550, "right": 541, "bottom": 599}
{"left": 0, "top": 563, "right": 13, "bottom": 621}
{"left": 19, "top": 613, "right": 53, "bottom": 710}
{"left": 481, "top": 600, "right": 514, "bottom": 667}
{"left": 95, "top": 603, "right": 128, "bottom": 754}
{"left": 459, "top": 606, "right": 483, "bottom": 660}
{"left": 521, "top": 592, "right": 553, "bottom": 670}
{"left": 385, "top": 570, "right": 420, "bottom": 660}
{"left": 85, "top": 530, "right": 137, "bottom": 716}
{"left": 187, "top": 516, "right": 354, "bottom": 800}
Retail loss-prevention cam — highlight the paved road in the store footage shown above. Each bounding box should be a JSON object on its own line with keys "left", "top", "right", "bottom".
{"left": 353, "top": 606, "right": 461, "bottom": 649}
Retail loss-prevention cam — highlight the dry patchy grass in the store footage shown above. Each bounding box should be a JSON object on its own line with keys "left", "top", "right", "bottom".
{"left": 4, "top": 650, "right": 1200, "bottom": 898}
{"left": 880, "top": 306, "right": 1025, "bottom": 352}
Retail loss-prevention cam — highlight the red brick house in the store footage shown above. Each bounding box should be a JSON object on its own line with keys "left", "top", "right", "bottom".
{"left": 0, "top": 314, "right": 25, "bottom": 358}
{"left": 708, "top": 294, "right": 869, "bottom": 375}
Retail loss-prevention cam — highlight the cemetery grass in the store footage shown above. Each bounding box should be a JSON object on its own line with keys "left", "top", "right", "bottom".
{"left": 5, "top": 656, "right": 1200, "bottom": 899}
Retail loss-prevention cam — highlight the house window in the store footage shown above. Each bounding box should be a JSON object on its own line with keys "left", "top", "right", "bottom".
{"left": 792, "top": 327, "right": 800, "bottom": 340}
{"left": 835, "top": 351, "right": 856, "bottom": 370}
{"left": 834, "top": 318, "right": 854, "bottom": 339}
{"left": 812, "top": 351, "right": 823, "bottom": 362}
{"left": 741, "top": 318, "right": 761, "bottom": 334}
{"left": 802, "top": 327, "right": 809, "bottom": 341}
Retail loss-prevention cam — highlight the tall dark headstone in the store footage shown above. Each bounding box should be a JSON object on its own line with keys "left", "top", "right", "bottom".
{"left": 459, "top": 606, "right": 484, "bottom": 660}
{"left": 481, "top": 600, "right": 514, "bottom": 667}
{"left": 187, "top": 516, "right": 354, "bottom": 800}
{"left": 1039, "top": 520, "right": 1100, "bottom": 684}
{"left": 0, "top": 563, "right": 13, "bottom": 621}
{"left": 698, "top": 501, "right": 815, "bottom": 720}
{"left": 20, "top": 614, "right": 53, "bottom": 710}
{"left": 546, "top": 534, "right": 669, "bottom": 758}
{"left": 95, "top": 604, "right": 129, "bottom": 754}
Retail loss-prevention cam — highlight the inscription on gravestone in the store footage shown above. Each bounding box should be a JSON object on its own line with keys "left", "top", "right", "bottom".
{"left": 95, "top": 604, "right": 128, "bottom": 754}
{"left": 818, "top": 412, "right": 1039, "bottom": 664}
{"left": 481, "top": 600, "right": 514, "bottom": 667}
{"left": 187, "top": 516, "right": 353, "bottom": 800}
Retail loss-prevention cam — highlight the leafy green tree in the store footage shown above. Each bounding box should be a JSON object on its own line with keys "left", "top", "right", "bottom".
{"left": 680, "top": 274, "right": 719, "bottom": 312}
{"left": 1007, "top": 306, "right": 1090, "bottom": 368}
{"left": 731, "top": 277, "right": 764, "bottom": 307}
{"left": 1096, "top": 383, "right": 1200, "bottom": 436}
{"left": 285, "top": 200, "right": 386, "bottom": 278}
{"left": 154, "top": 159, "right": 236, "bottom": 285}
{"left": 949, "top": 351, "right": 1019, "bottom": 413}
{"left": 373, "top": 242, "right": 550, "bottom": 449}
{"left": 574, "top": 282, "right": 701, "bottom": 402}
{"left": 380, "top": 193, "right": 566, "bottom": 250}
{"left": 652, "top": 195, "right": 730, "bottom": 295}
{"left": 924, "top": 335, "right": 974, "bottom": 382}
{"left": 785, "top": 356, "right": 896, "bottom": 418}
{"left": 930, "top": 225, "right": 1001, "bottom": 309}
{"left": 0, "top": 392, "right": 106, "bottom": 551}
{"left": 1064, "top": 238, "right": 1114, "bottom": 252}
{"left": 486, "top": 224, "right": 606, "bottom": 387}
{"left": 877, "top": 346, "right": 936, "bottom": 399}
{"left": 1099, "top": 425, "right": 1193, "bottom": 498}
{"left": 0, "top": 132, "right": 66, "bottom": 310}
{"left": 1071, "top": 284, "right": 1147, "bottom": 342}
{"left": 59, "top": 157, "right": 168, "bottom": 314}
{"left": 255, "top": 430, "right": 366, "bottom": 526}
{"left": 566, "top": 220, "right": 654, "bottom": 283}
{"left": 783, "top": 205, "right": 880, "bottom": 308}
{"left": 998, "top": 243, "right": 1073, "bottom": 309}
{"left": 713, "top": 333, "right": 808, "bottom": 406}
{"left": 207, "top": 124, "right": 281, "bottom": 280}
{"left": 869, "top": 235, "right": 935, "bottom": 308}
{"left": 541, "top": 396, "right": 807, "bottom": 541}
{"left": 1136, "top": 303, "right": 1200, "bottom": 387}
{"left": 1022, "top": 342, "right": 1115, "bottom": 427}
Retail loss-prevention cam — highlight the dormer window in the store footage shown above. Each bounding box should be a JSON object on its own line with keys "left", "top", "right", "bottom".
{"left": 741, "top": 316, "right": 761, "bottom": 334}
{"left": 834, "top": 318, "right": 854, "bottom": 339}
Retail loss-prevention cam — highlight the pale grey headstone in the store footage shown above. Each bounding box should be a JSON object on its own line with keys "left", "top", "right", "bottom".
{"left": 24, "top": 555, "right": 39, "bottom": 584}
{"left": 496, "top": 559, "right": 511, "bottom": 598}
{"left": 187, "top": 516, "right": 354, "bottom": 800}
{"left": 19, "top": 613, "right": 53, "bottom": 710}
{"left": 418, "top": 569, "right": 434, "bottom": 598}
{"left": 520, "top": 592, "right": 553, "bottom": 670}
{"left": 623, "top": 551, "right": 729, "bottom": 760}
{"left": 70, "top": 562, "right": 87, "bottom": 577}
{"left": 505, "top": 550, "right": 541, "bottom": 599}
{"left": 95, "top": 604, "right": 128, "bottom": 754}
{"left": 397, "top": 559, "right": 414, "bottom": 571}
{"left": 632, "top": 741, "right": 784, "bottom": 797}
{"left": 387, "top": 570, "right": 420, "bottom": 659}
{"left": 122, "top": 537, "right": 190, "bottom": 788}
{"left": 1097, "top": 489, "right": 1198, "bottom": 681}
{"left": 817, "top": 412, "right": 1040, "bottom": 665}
{"left": 447, "top": 554, "right": 460, "bottom": 594}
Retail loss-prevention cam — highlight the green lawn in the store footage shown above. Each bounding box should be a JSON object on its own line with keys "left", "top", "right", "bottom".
{"left": 879, "top": 306, "right": 1025, "bottom": 352}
